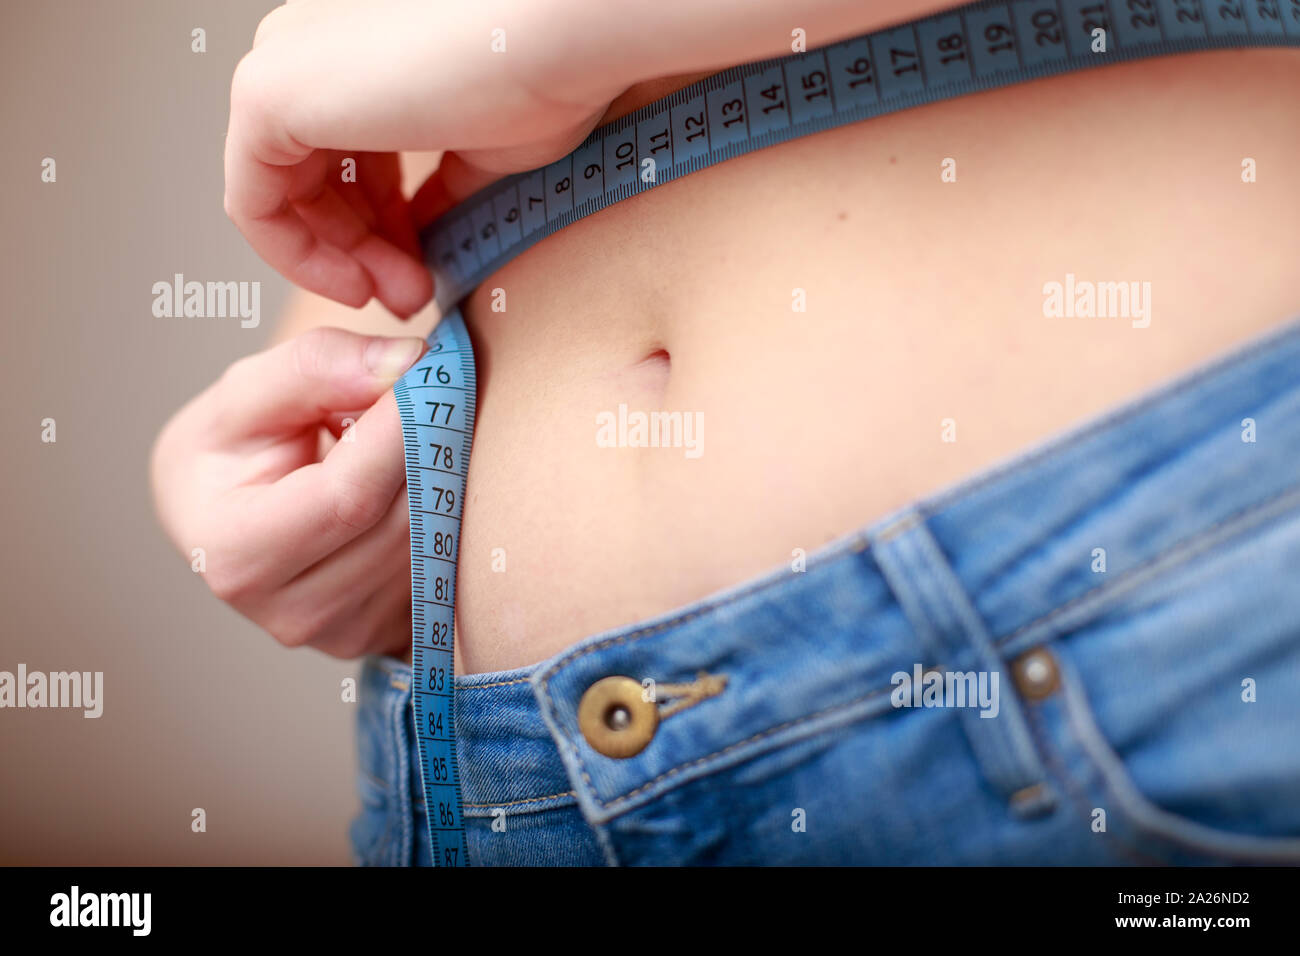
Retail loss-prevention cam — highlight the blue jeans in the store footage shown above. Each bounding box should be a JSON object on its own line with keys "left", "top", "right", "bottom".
{"left": 351, "top": 320, "right": 1300, "bottom": 865}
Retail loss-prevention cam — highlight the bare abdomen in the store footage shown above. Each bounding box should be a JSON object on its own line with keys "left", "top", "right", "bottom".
{"left": 453, "top": 48, "right": 1300, "bottom": 674}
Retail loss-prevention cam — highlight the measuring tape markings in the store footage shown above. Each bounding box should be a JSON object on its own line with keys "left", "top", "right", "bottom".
{"left": 396, "top": 314, "right": 475, "bottom": 869}
{"left": 397, "top": 0, "right": 1300, "bottom": 866}
{"left": 424, "top": 0, "right": 1300, "bottom": 311}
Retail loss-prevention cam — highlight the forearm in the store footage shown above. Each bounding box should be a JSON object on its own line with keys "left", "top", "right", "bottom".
{"left": 546, "top": 0, "right": 967, "bottom": 102}
{"left": 272, "top": 1, "right": 969, "bottom": 343}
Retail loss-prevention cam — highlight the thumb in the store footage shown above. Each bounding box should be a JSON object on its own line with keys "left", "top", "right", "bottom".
{"left": 209, "top": 327, "right": 427, "bottom": 443}
{"left": 314, "top": 385, "right": 410, "bottom": 536}
{"left": 201, "top": 337, "right": 422, "bottom": 575}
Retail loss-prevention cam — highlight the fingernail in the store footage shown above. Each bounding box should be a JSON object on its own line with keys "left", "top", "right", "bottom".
{"left": 365, "top": 337, "right": 426, "bottom": 381}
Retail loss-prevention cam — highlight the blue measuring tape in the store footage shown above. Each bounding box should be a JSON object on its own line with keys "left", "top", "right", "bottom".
{"left": 396, "top": 0, "right": 1300, "bottom": 866}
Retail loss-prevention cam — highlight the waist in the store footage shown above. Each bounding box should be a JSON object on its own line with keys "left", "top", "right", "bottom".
{"left": 365, "top": 316, "right": 1300, "bottom": 863}
{"left": 452, "top": 47, "right": 1300, "bottom": 674}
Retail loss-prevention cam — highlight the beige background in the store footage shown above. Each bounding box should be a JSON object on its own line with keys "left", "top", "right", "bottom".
{"left": 1, "top": 1, "right": 359, "bottom": 863}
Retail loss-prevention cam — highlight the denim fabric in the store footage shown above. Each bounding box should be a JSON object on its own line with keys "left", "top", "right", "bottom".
{"left": 352, "top": 319, "right": 1300, "bottom": 865}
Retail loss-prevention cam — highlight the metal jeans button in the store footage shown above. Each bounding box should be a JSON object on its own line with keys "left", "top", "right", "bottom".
{"left": 1012, "top": 647, "right": 1061, "bottom": 701}
{"left": 578, "top": 676, "right": 658, "bottom": 758}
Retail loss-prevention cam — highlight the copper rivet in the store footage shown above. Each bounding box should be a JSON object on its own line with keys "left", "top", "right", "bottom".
{"left": 1013, "top": 648, "right": 1061, "bottom": 702}
{"left": 577, "top": 676, "right": 658, "bottom": 759}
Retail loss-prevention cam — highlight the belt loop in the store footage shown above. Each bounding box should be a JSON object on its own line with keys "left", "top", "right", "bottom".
{"left": 871, "top": 508, "right": 1057, "bottom": 819}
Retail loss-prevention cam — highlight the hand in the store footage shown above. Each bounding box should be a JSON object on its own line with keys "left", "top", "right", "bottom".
{"left": 223, "top": 0, "right": 634, "bottom": 318}
{"left": 150, "top": 328, "right": 428, "bottom": 658}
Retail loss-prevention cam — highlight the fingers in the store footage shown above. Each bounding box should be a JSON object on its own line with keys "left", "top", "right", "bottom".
{"left": 223, "top": 53, "right": 433, "bottom": 316}
{"left": 319, "top": 384, "right": 413, "bottom": 533}
{"left": 249, "top": 489, "right": 415, "bottom": 657}
{"left": 156, "top": 327, "right": 431, "bottom": 648}
{"left": 409, "top": 152, "right": 503, "bottom": 230}
{"left": 290, "top": 183, "right": 432, "bottom": 318}
{"left": 357, "top": 152, "right": 423, "bottom": 261}
{"left": 223, "top": 89, "right": 375, "bottom": 308}
{"left": 408, "top": 115, "right": 607, "bottom": 230}
{"left": 209, "top": 327, "right": 426, "bottom": 442}
{"left": 207, "top": 384, "right": 412, "bottom": 595}
{"left": 286, "top": 152, "right": 431, "bottom": 316}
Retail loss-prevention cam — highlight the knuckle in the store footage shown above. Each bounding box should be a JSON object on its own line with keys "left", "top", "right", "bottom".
{"left": 328, "top": 473, "right": 389, "bottom": 534}
{"left": 263, "top": 602, "right": 329, "bottom": 650}
{"left": 217, "top": 352, "right": 256, "bottom": 392}
{"left": 229, "top": 50, "right": 266, "bottom": 113}
{"left": 228, "top": 51, "right": 282, "bottom": 142}
{"left": 251, "top": 6, "right": 288, "bottom": 49}
{"left": 205, "top": 566, "right": 256, "bottom": 605}
{"left": 265, "top": 617, "right": 313, "bottom": 649}
{"left": 291, "top": 326, "right": 345, "bottom": 382}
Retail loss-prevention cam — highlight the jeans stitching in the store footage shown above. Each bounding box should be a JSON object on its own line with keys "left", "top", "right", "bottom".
{"left": 1017, "top": 680, "right": 1163, "bottom": 866}
{"left": 535, "top": 563, "right": 861, "bottom": 686}
{"left": 918, "top": 317, "right": 1300, "bottom": 513}
{"left": 538, "top": 385, "right": 1300, "bottom": 691}
{"left": 386, "top": 687, "right": 405, "bottom": 866}
{"left": 551, "top": 476, "right": 1300, "bottom": 813}
{"left": 1053, "top": 656, "right": 1300, "bottom": 862}
{"left": 462, "top": 790, "right": 575, "bottom": 809}
{"left": 479, "top": 330, "right": 1300, "bottom": 830}
{"left": 897, "top": 519, "right": 1052, "bottom": 800}
{"left": 460, "top": 677, "right": 533, "bottom": 690}
{"left": 584, "top": 681, "right": 902, "bottom": 812}
{"left": 994, "top": 477, "right": 1300, "bottom": 651}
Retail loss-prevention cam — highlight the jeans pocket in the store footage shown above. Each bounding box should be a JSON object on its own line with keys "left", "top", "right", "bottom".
{"left": 1036, "top": 505, "right": 1300, "bottom": 863}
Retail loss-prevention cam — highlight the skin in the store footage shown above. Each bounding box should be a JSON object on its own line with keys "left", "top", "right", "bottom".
{"left": 153, "top": 0, "right": 1300, "bottom": 673}
{"left": 157, "top": 0, "right": 966, "bottom": 661}
{"left": 453, "top": 49, "right": 1300, "bottom": 673}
